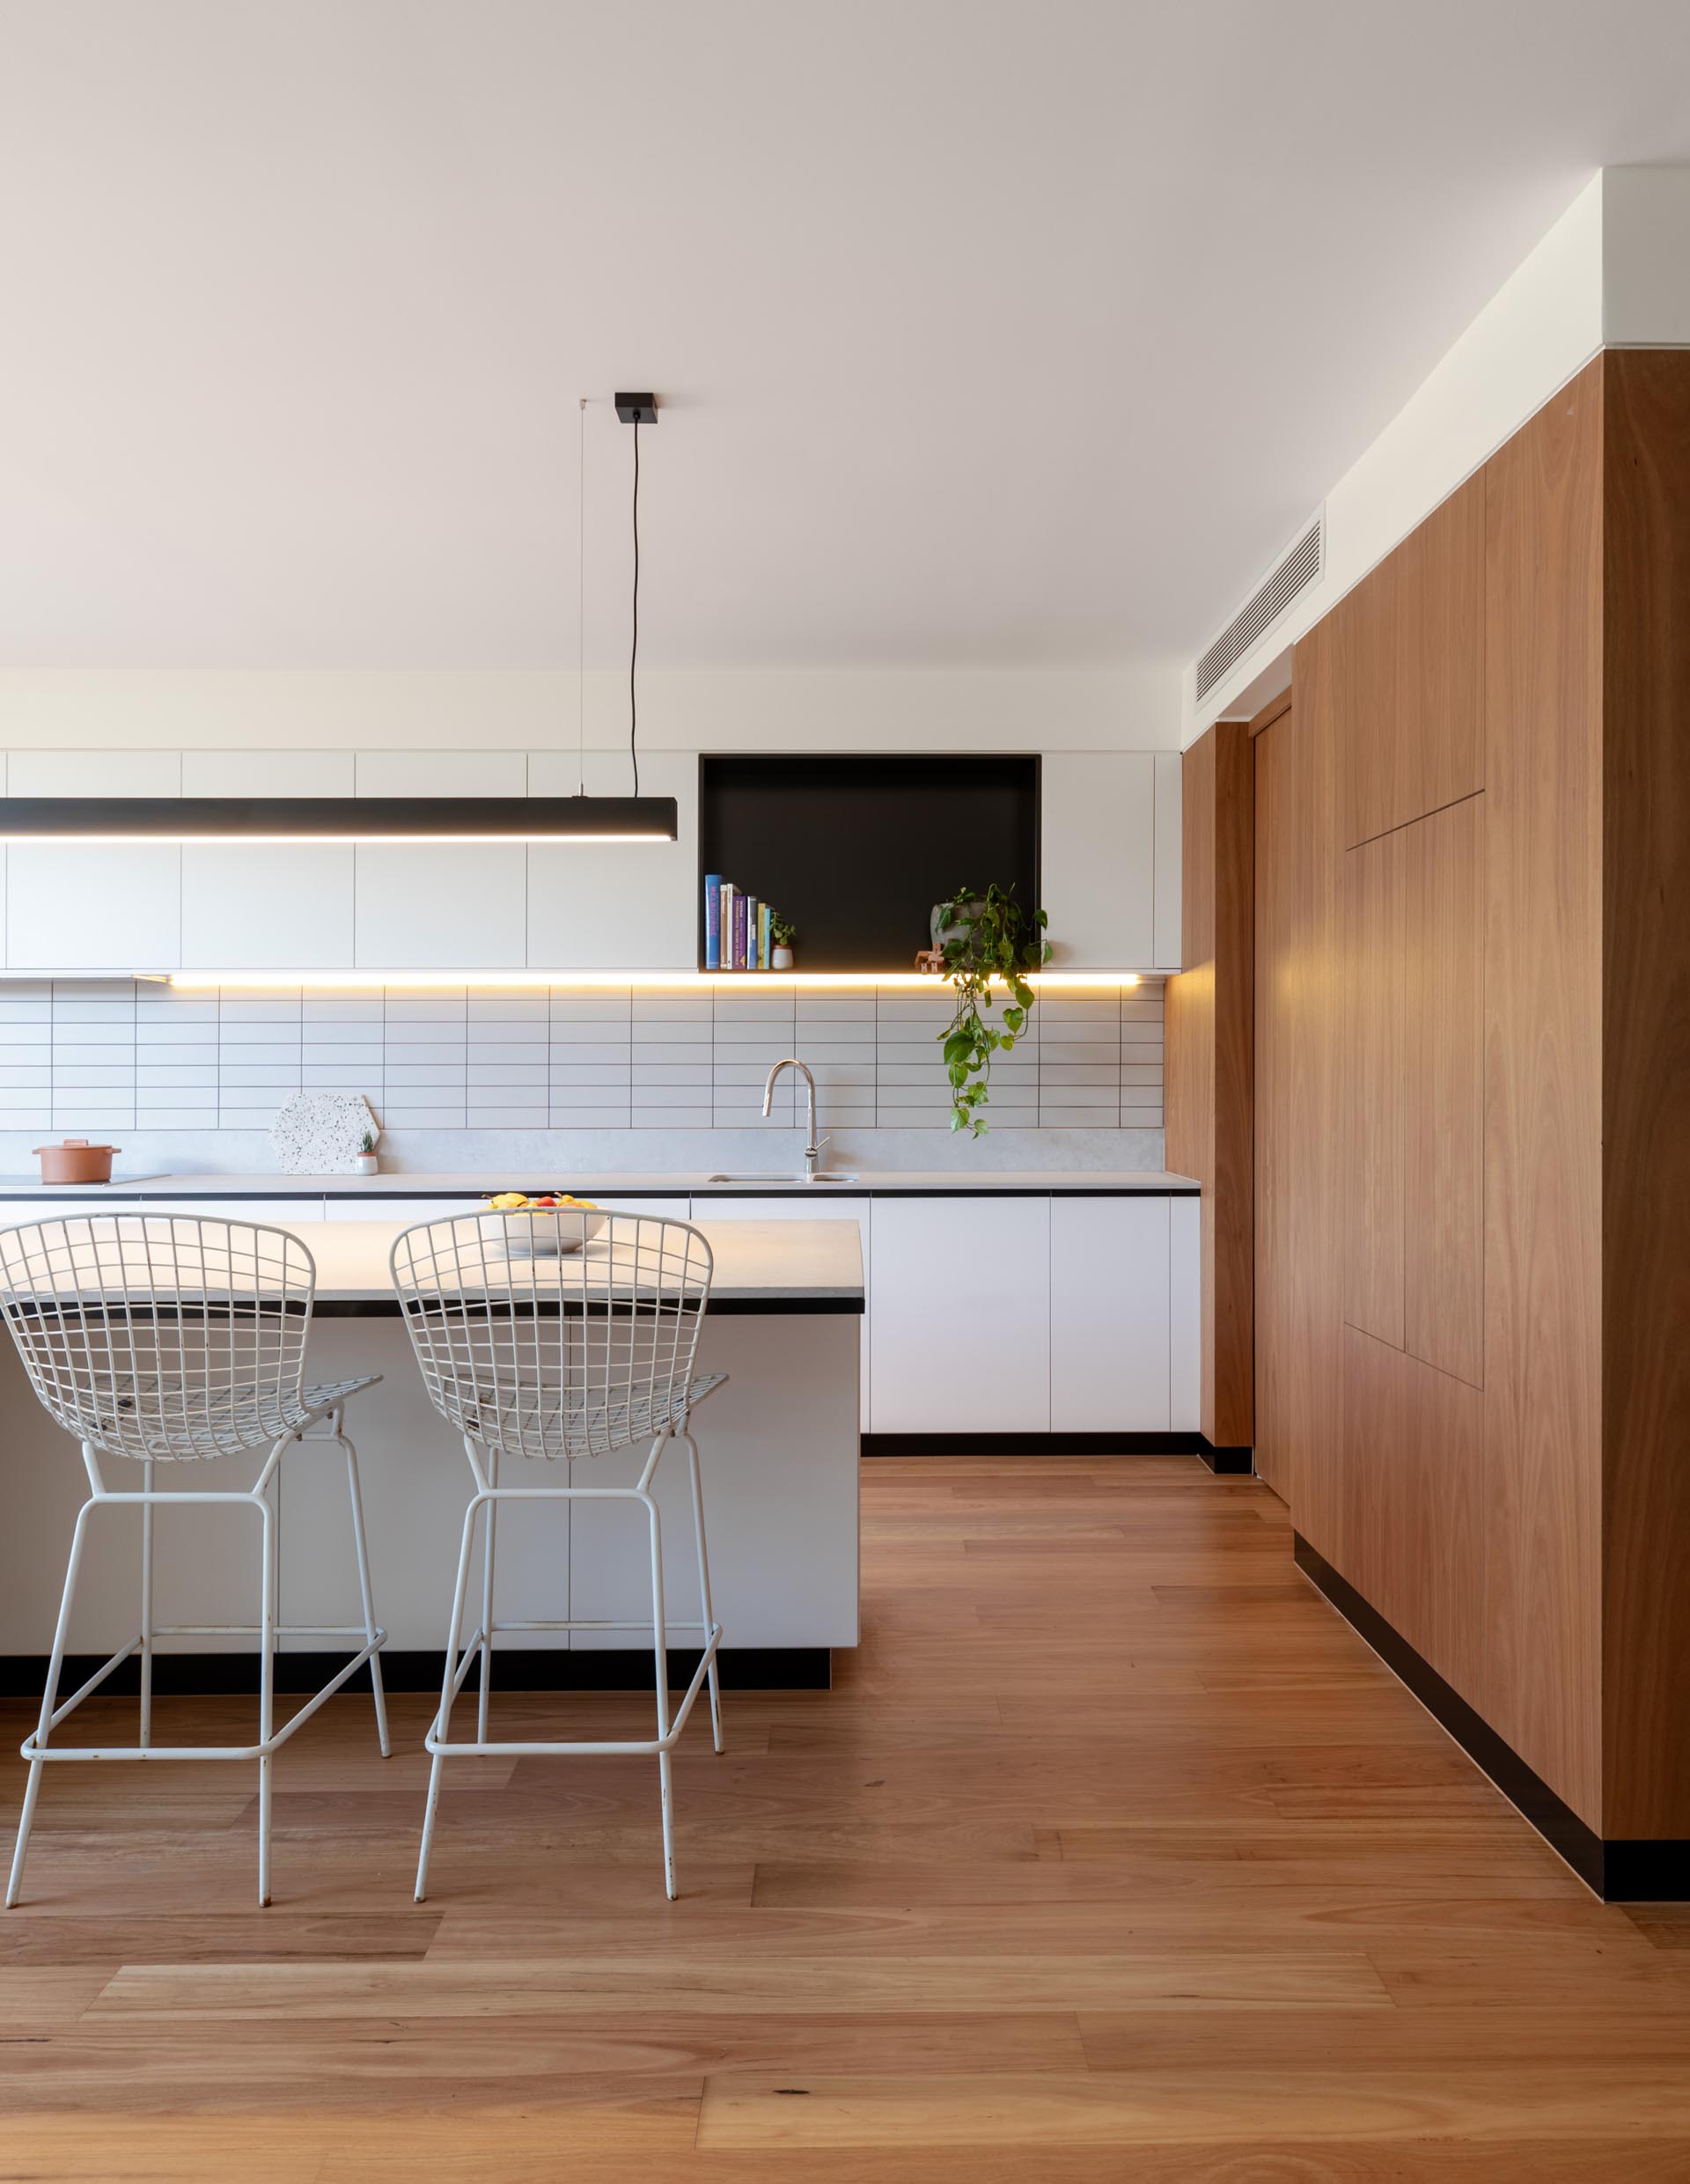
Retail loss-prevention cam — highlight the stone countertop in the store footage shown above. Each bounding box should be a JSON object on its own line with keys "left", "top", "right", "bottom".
{"left": 0, "top": 1169, "right": 1198, "bottom": 1198}
{"left": 312, "top": 1217, "right": 864, "bottom": 1313}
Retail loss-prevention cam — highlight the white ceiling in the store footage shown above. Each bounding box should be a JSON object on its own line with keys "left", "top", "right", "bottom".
{"left": 3, "top": 0, "right": 1688, "bottom": 673}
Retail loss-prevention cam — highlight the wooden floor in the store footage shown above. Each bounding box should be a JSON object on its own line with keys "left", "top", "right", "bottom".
{"left": 4, "top": 1455, "right": 1689, "bottom": 2180}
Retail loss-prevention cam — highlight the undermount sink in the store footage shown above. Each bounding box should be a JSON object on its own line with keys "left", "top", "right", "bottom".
{"left": 705, "top": 1173, "right": 860, "bottom": 1185}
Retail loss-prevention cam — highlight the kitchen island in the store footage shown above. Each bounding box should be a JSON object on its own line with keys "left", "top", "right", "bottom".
{"left": 0, "top": 1215, "right": 863, "bottom": 1690}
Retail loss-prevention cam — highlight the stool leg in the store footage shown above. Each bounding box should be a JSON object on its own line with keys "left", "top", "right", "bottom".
{"left": 256, "top": 1472, "right": 277, "bottom": 1908}
{"left": 643, "top": 1449, "right": 677, "bottom": 1901}
{"left": 416, "top": 1490, "right": 481, "bottom": 1903}
{"left": 680, "top": 1430, "right": 724, "bottom": 1755}
{"left": 139, "top": 1462, "right": 155, "bottom": 1752}
{"left": 340, "top": 1420, "right": 390, "bottom": 1759}
{"left": 6, "top": 1496, "right": 94, "bottom": 1909}
{"left": 477, "top": 1448, "right": 499, "bottom": 1746}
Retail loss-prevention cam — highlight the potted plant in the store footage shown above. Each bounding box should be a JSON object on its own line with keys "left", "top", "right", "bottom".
{"left": 769, "top": 911, "right": 797, "bottom": 971}
{"left": 354, "top": 1130, "right": 379, "bottom": 1178}
{"left": 932, "top": 883, "right": 1050, "bottom": 1136}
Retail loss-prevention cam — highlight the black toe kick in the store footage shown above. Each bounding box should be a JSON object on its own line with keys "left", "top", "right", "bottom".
{"left": 1294, "top": 1535, "right": 1689, "bottom": 1902}
{"left": 861, "top": 1431, "right": 1253, "bottom": 1468}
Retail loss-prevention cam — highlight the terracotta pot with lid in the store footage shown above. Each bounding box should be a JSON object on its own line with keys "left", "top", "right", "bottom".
{"left": 33, "top": 1138, "right": 121, "bottom": 1185}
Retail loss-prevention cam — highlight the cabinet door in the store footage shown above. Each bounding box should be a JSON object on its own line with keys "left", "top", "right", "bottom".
{"left": 526, "top": 751, "right": 695, "bottom": 971}
{"left": 702, "top": 1196, "right": 871, "bottom": 1413}
{"left": 7, "top": 844, "right": 181, "bottom": 971}
{"left": 870, "top": 1196, "right": 1049, "bottom": 1432}
{"left": 354, "top": 845, "right": 528, "bottom": 969}
{"left": 1169, "top": 1195, "right": 1201, "bottom": 1431}
{"left": 182, "top": 845, "right": 354, "bottom": 970}
{"left": 1041, "top": 754, "right": 1157, "bottom": 967}
{"left": 1050, "top": 1196, "right": 1171, "bottom": 1430}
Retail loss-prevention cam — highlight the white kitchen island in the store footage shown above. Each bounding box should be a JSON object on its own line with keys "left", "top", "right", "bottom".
{"left": 0, "top": 1216, "right": 862, "bottom": 1689}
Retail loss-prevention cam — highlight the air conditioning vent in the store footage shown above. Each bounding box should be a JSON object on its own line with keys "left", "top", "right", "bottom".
{"left": 1195, "top": 509, "right": 1325, "bottom": 703}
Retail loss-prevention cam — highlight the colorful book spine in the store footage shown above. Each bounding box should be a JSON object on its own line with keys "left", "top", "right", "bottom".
{"left": 703, "top": 875, "right": 722, "bottom": 970}
{"left": 745, "top": 894, "right": 760, "bottom": 969}
{"left": 731, "top": 888, "right": 748, "bottom": 971}
{"left": 719, "top": 884, "right": 736, "bottom": 969}
{"left": 759, "top": 903, "right": 771, "bottom": 969}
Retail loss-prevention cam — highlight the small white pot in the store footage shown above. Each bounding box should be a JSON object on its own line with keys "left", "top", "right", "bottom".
{"left": 353, "top": 1153, "right": 379, "bottom": 1177}
{"left": 771, "top": 945, "right": 795, "bottom": 970}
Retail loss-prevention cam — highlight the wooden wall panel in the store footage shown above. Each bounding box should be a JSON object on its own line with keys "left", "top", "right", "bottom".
{"left": 1600, "top": 349, "right": 1690, "bottom": 1840}
{"left": 1278, "top": 623, "right": 1346, "bottom": 1563}
{"left": 1253, "top": 715, "right": 1294, "bottom": 1504}
{"left": 1343, "top": 472, "right": 1485, "bottom": 849}
{"left": 1341, "top": 1326, "right": 1486, "bottom": 1706}
{"left": 1341, "top": 830, "right": 1407, "bottom": 1350}
{"left": 1483, "top": 357, "right": 1605, "bottom": 1829}
{"left": 1165, "top": 722, "right": 1253, "bottom": 1452}
{"left": 1164, "top": 732, "right": 1214, "bottom": 1187}
{"left": 1403, "top": 795, "right": 1485, "bottom": 1388}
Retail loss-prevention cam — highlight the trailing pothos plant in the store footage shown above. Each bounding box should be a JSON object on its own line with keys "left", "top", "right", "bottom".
{"left": 934, "top": 883, "right": 1051, "bottom": 1136}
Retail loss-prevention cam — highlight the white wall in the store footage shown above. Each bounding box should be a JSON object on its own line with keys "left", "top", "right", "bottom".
{"left": 0, "top": 663, "right": 1184, "bottom": 756}
{"left": 1188, "top": 163, "right": 1690, "bottom": 738}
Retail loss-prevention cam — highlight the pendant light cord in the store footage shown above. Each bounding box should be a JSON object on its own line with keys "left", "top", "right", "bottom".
{"left": 628, "top": 416, "right": 642, "bottom": 796}
{"left": 577, "top": 397, "right": 587, "bottom": 798}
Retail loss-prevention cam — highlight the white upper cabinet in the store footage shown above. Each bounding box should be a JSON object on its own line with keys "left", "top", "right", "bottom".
{"left": 349, "top": 751, "right": 528, "bottom": 968}
{"left": 181, "top": 844, "right": 355, "bottom": 968}
{"left": 7, "top": 844, "right": 181, "bottom": 971}
{"left": 525, "top": 750, "right": 695, "bottom": 971}
{"left": 1153, "top": 751, "right": 1182, "bottom": 969}
{"left": 1040, "top": 753, "right": 1157, "bottom": 968}
{"left": 354, "top": 844, "right": 528, "bottom": 969}
{"left": 180, "top": 751, "right": 356, "bottom": 798}
{"left": 182, "top": 755, "right": 356, "bottom": 969}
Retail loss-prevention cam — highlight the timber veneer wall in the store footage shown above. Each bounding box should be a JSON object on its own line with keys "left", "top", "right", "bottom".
{"left": 1166, "top": 718, "right": 1253, "bottom": 1458}
{"left": 1261, "top": 351, "right": 1690, "bottom": 1889}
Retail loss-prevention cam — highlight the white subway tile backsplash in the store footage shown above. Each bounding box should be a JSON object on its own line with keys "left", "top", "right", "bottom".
{"left": 0, "top": 980, "right": 1163, "bottom": 1136}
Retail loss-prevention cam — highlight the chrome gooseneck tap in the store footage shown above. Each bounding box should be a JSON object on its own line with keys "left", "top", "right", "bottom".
{"left": 762, "top": 1057, "right": 827, "bottom": 1180}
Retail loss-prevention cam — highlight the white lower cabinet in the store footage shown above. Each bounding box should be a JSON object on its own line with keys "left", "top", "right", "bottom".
{"left": 698, "top": 1196, "right": 871, "bottom": 1414}
{"left": 870, "top": 1195, "right": 1051, "bottom": 1433}
{"left": 869, "top": 1190, "right": 1198, "bottom": 1438}
{"left": 1169, "top": 1195, "right": 1201, "bottom": 1431}
{"left": 1050, "top": 1195, "right": 1172, "bottom": 1430}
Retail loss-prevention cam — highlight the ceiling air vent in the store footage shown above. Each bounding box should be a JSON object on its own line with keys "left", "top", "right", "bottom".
{"left": 1194, "top": 508, "right": 1325, "bottom": 704}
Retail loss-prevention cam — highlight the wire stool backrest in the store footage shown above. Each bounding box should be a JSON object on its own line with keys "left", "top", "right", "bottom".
{"left": 390, "top": 1210, "right": 715, "bottom": 1461}
{"left": 0, "top": 1214, "right": 318, "bottom": 1463}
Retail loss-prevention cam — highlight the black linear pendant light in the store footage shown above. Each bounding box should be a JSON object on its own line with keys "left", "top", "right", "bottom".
{"left": 0, "top": 393, "right": 678, "bottom": 846}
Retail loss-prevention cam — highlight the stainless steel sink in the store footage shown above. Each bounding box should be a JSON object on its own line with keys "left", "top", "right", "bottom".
{"left": 705, "top": 1173, "right": 860, "bottom": 1185}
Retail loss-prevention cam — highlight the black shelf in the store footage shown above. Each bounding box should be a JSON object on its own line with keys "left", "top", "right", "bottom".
{"left": 697, "top": 754, "right": 1040, "bottom": 973}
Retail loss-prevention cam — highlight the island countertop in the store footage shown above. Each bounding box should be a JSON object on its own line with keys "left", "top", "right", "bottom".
{"left": 22, "top": 1214, "right": 866, "bottom": 1318}
{"left": 0, "top": 1169, "right": 1197, "bottom": 1200}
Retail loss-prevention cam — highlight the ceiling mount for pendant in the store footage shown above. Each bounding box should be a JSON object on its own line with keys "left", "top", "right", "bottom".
{"left": 614, "top": 392, "right": 658, "bottom": 423}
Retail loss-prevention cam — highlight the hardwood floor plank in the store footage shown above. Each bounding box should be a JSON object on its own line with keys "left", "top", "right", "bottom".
{"left": 2, "top": 1456, "right": 1683, "bottom": 2178}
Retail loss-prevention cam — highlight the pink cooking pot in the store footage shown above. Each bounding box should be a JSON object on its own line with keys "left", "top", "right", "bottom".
{"left": 33, "top": 1138, "right": 121, "bottom": 1185}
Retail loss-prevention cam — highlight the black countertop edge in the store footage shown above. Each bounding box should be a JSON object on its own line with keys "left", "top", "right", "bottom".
{"left": 310, "top": 1294, "right": 863, "bottom": 1319}
{"left": 0, "top": 1183, "right": 1198, "bottom": 1202}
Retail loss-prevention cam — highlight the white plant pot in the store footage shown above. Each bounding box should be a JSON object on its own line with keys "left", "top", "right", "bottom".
{"left": 771, "top": 945, "right": 795, "bottom": 970}
{"left": 353, "top": 1154, "right": 379, "bottom": 1177}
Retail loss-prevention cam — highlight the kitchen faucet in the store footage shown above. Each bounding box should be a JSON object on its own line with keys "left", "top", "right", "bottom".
{"left": 762, "top": 1057, "right": 827, "bottom": 1180}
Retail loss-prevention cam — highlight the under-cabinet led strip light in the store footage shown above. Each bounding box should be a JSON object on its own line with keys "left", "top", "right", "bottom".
{"left": 158, "top": 969, "right": 1144, "bottom": 990}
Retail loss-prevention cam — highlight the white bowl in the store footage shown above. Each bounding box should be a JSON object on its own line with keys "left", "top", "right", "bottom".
{"left": 490, "top": 1209, "right": 608, "bottom": 1257}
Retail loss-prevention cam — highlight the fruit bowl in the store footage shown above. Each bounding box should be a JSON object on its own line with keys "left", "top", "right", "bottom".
{"left": 483, "top": 1193, "right": 607, "bottom": 1256}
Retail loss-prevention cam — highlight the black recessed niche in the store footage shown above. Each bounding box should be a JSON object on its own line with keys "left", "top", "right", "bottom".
{"left": 697, "top": 754, "right": 1040, "bottom": 973}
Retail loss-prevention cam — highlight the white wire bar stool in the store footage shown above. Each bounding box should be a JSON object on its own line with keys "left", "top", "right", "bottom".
{"left": 0, "top": 1214, "right": 390, "bottom": 1908}
{"left": 392, "top": 1209, "right": 727, "bottom": 1901}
